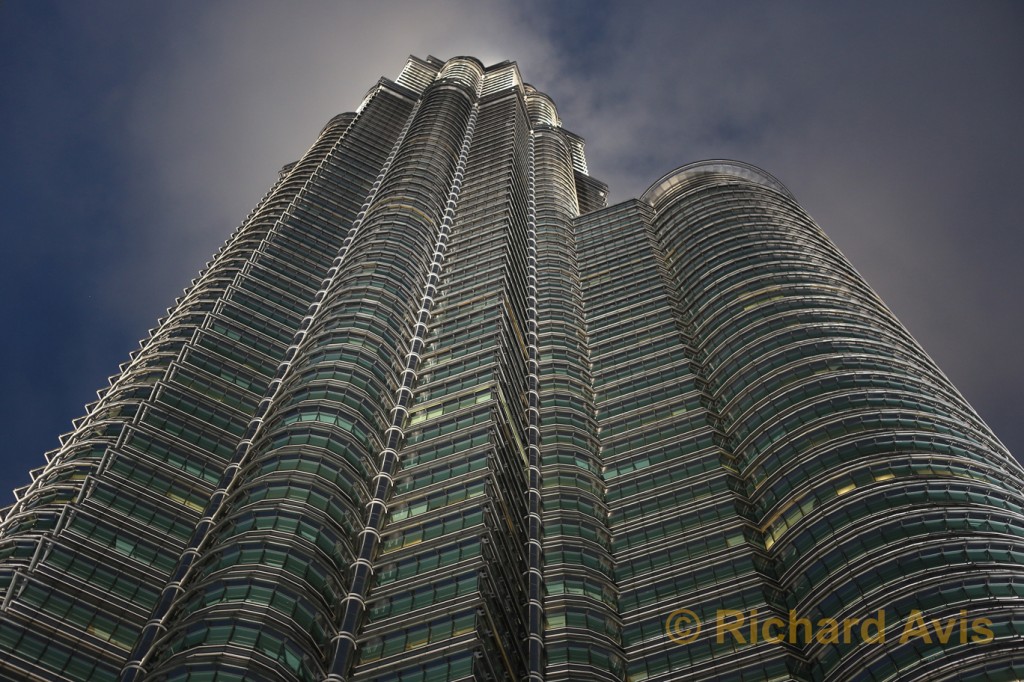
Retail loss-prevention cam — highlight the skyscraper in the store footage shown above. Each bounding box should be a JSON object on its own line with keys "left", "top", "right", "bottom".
{"left": 1, "top": 53, "right": 1022, "bottom": 681}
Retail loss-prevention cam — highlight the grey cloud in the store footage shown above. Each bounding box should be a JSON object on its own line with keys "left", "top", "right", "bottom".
{"left": 111, "top": 0, "right": 564, "bottom": 320}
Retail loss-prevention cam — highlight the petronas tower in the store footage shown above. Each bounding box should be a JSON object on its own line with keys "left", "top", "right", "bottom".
{"left": 2, "top": 55, "right": 1022, "bottom": 682}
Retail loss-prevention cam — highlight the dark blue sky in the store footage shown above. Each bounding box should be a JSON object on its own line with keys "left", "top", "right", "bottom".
{"left": 1, "top": 1, "right": 1022, "bottom": 506}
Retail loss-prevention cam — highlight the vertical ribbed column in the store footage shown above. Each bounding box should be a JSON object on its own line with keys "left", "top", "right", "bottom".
{"left": 326, "top": 58, "right": 482, "bottom": 681}
{"left": 528, "top": 91, "right": 623, "bottom": 681}
{"left": 524, "top": 131, "right": 545, "bottom": 682}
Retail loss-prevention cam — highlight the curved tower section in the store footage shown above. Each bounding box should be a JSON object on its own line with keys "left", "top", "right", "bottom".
{"left": 644, "top": 160, "right": 1024, "bottom": 681}
{"left": 349, "top": 59, "right": 535, "bottom": 681}
{"left": 327, "top": 57, "right": 482, "bottom": 680}
{"left": 135, "top": 59, "right": 481, "bottom": 681}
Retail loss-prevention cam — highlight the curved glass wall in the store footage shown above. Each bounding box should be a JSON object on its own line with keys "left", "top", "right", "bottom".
{"left": 644, "top": 162, "right": 1024, "bottom": 681}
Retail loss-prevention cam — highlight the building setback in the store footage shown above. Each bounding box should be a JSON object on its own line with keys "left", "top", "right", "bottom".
{"left": 1, "top": 55, "right": 1023, "bottom": 682}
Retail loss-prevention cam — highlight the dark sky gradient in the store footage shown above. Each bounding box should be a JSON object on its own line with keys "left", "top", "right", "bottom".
{"left": 1, "top": 1, "right": 1021, "bottom": 506}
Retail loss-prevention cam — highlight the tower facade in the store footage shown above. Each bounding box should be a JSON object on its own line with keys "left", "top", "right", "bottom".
{"left": 1, "top": 55, "right": 1022, "bottom": 682}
